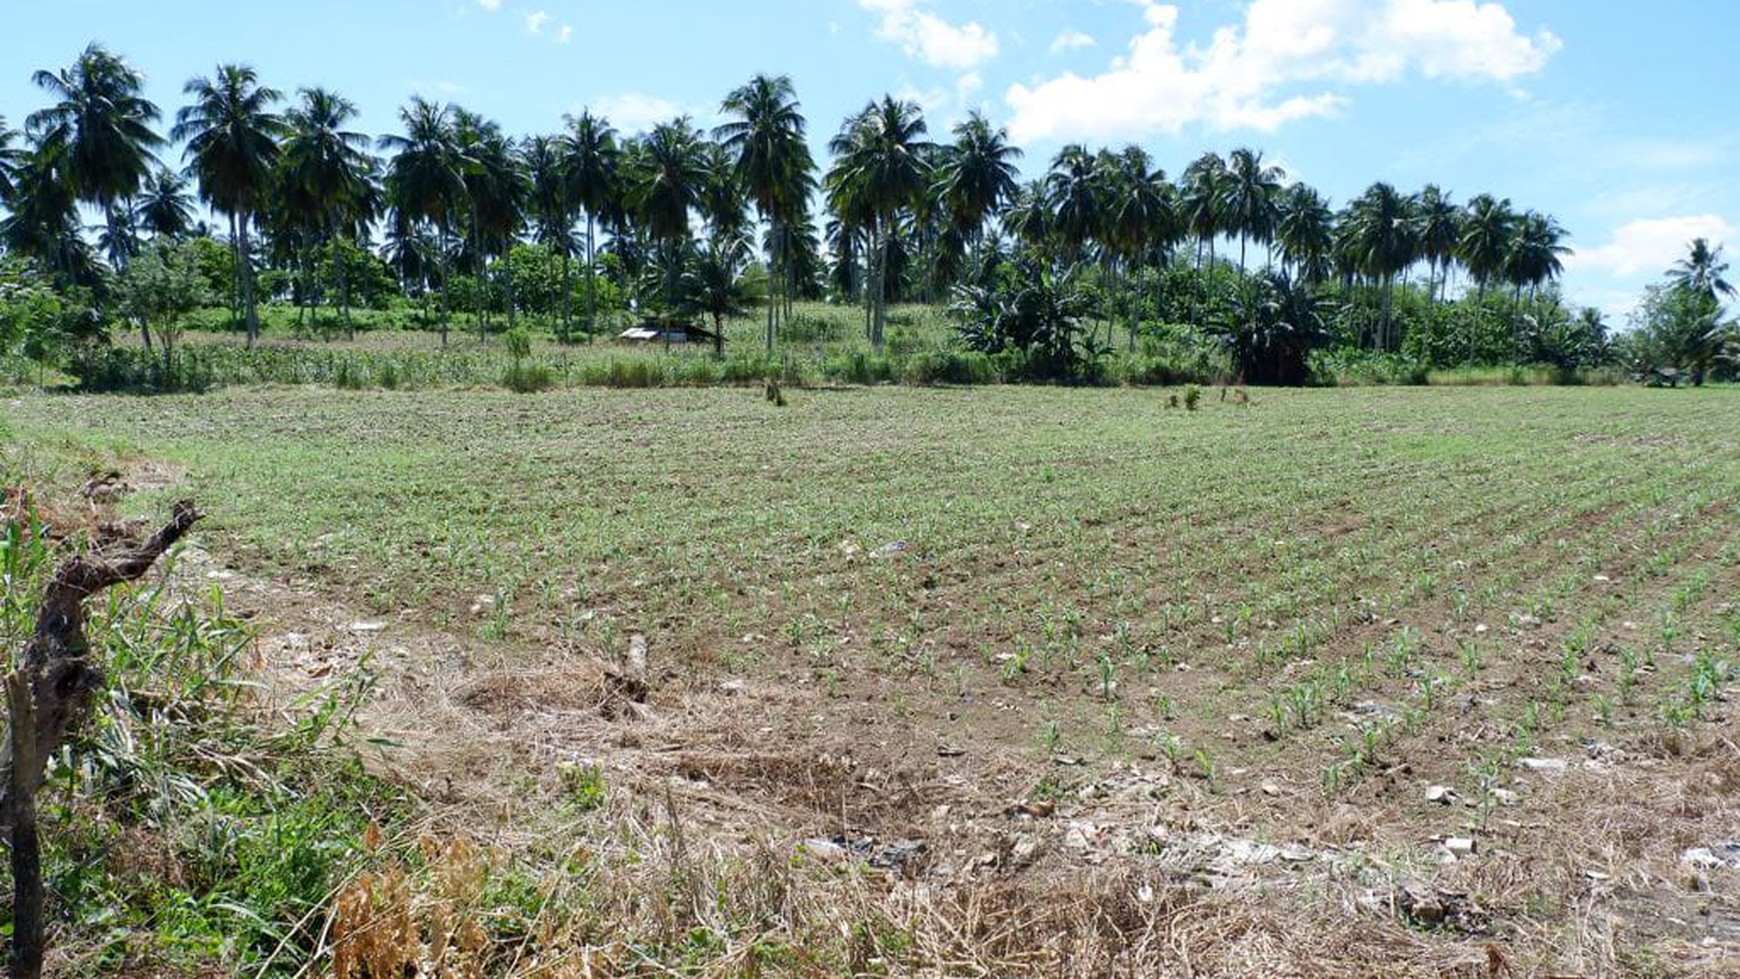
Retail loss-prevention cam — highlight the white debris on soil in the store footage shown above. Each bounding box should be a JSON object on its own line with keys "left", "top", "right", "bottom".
{"left": 1682, "top": 844, "right": 1740, "bottom": 870}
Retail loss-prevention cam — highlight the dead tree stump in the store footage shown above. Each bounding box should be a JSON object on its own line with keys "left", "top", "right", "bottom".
{"left": 2, "top": 499, "right": 203, "bottom": 979}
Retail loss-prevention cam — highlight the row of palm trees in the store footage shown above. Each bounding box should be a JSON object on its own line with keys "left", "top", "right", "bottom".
{"left": 0, "top": 43, "right": 1572, "bottom": 356}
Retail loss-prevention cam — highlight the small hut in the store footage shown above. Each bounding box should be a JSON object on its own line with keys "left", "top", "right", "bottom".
{"left": 616, "top": 316, "right": 719, "bottom": 346}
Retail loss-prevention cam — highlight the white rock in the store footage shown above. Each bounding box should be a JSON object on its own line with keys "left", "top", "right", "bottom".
{"left": 1444, "top": 837, "right": 1477, "bottom": 857}
{"left": 1425, "top": 785, "right": 1457, "bottom": 805}
{"left": 348, "top": 620, "right": 386, "bottom": 633}
{"left": 1519, "top": 757, "right": 1568, "bottom": 772}
{"left": 1063, "top": 821, "right": 1100, "bottom": 850}
{"left": 799, "top": 839, "right": 848, "bottom": 862}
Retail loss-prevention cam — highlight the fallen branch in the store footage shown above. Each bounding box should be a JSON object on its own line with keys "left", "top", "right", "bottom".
{"left": 2, "top": 499, "right": 203, "bottom": 979}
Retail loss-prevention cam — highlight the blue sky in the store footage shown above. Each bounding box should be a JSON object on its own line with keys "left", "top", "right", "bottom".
{"left": 4, "top": 0, "right": 1735, "bottom": 321}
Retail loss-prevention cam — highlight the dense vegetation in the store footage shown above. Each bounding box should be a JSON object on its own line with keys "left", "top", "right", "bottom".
{"left": 2, "top": 44, "right": 1734, "bottom": 389}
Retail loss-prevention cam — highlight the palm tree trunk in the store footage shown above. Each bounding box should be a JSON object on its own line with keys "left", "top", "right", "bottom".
{"left": 227, "top": 212, "right": 241, "bottom": 337}
{"left": 342, "top": 248, "right": 354, "bottom": 341}
{"left": 1380, "top": 275, "right": 1394, "bottom": 352}
{"left": 585, "top": 213, "right": 597, "bottom": 341}
{"left": 238, "top": 212, "right": 259, "bottom": 347}
{"left": 438, "top": 224, "right": 452, "bottom": 348}
{"left": 559, "top": 246, "right": 573, "bottom": 343}
{"left": 766, "top": 215, "right": 778, "bottom": 357}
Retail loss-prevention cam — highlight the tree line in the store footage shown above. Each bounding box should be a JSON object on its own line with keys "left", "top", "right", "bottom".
{"left": 0, "top": 43, "right": 1733, "bottom": 383}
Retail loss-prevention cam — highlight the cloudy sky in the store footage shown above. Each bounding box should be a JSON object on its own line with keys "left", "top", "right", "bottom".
{"left": 5, "top": 0, "right": 1734, "bottom": 320}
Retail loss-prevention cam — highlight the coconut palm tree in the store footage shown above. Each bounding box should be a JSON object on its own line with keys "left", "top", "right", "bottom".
{"left": 172, "top": 64, "right": 286, "bottom": 346}
{"left": 0, "top": 138, "right": 101, "bottom": 289}
{"left": 700, "top": 140, "right": 751, "bottom": 247}
{"left": 562, "top": 110, "right": 621, "bottom": 339}
{"left": 380, "top": 97, "right": 470, "bottom": 344}
{"left": 1341, "top": 182, "right": 1417, "bottom": 350}
{"left": 1457, "top": 193, "right": 1515, "bottom": 301}
{"left": 825, "top": 96, "right": 933, "bottom": 350}
{"left": 453, "top": 112, "right": 527, "bottom": 334}
{"left": 715, "top": 74, "right": 814, "bottom": 355}
{"left": 1509, "top": 211, "right": 1569, "bottom": 302}
{"left": 279, "top": 87, "right": 374, "bottom": 332}
{"left": 1275, "top": 183, "right": 1333, "bottom": 285}
{"left": 1181, "top": 152, "right": 1228, "bottom": 272}
{"left": 1414, "top": 185, "right": 1461, "bottom": 303}
{"left": 133, "top": 169, "right": 195, "bottom": 240}
{"left": 1044, "top": 145, "right": 1102, "bottom": 266}
{"left": 523, "top": 134, "right": 580, "bottom": 338}
{"left": 1222, "top": 147, "right": 1285, "bottom": 272}
{"left": 934, "top": 111, "right": 1022, "bottom": 249}
{"left": 1670, "top": 238, "right": 1735, "bottom": 305}
{"left": 682, "top": 234, "right": 758, "bottom": 356}
{"left": 626, "top": 117, "right": 709, "bottom": 311}
{"left": 28, "top": 44, "right": 164, "bottom": 269}
{"left": 1001, "top": 180, "right": 1052, "bottom": 258}
{"left": 1100, "top": 146, "right": 1177, "bottom": 348}
{"left": 0, "top": 115, "right": 21, "bottom": 205}
{"left": 1502, "top": 210, "right": 1569, "bottom": 349}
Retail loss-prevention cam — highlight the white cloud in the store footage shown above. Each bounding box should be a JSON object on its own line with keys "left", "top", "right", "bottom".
{"left": 476, "top": 0, "right": 501, "bottom": 10}
{"left": 556, "top": 24, "right": 573, "bottom": 44}
{"left": 524, "top": 9, "right": 550, "bottom": 34}
{"left": 1006, "top": 0, "right": 1560, "bottom": 142}
{"left": 589, "top": 93, "right": 687, "bottom": 134}
{"left": 1569, "top": 215, "right": 1734, "bottom": 278}
{"left": 1050, "top": 30, "right": 1096, "bottom": 55}
{"left": 859, "top": 0, "right": 999, "bottom": 69}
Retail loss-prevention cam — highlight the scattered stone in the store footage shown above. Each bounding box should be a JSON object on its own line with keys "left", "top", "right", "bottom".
{"left": 1399, "top": 882, "right": 1446, "bottom": 924}
{"left": 937, "top": 744, "right": 966, "bottom": 758}
{"left": 1474, "top": 623, "right": 1489, "bottom": 635}
{"left": 798, "top": 838, "right": 849, "bottom": 862}
{"left": 1443, "top": 837, "right": 1477, "bottom": 858}
{"left": 870, "top": 540, "right": 912, "bottom": 559}
{"left": 1008, "top": 799, "right": 1056, "bottom": 818}
{"left": 1347, "top": 701, "right": 1401, "bottom": 721}
{"left": 1682, "top": 843, "right": 1740, "bottom": 870}
{"left": 1492, "top": 788, "right": 1520, "bottom": 807}
{"left": 1260, "top": 780, "right": 1282, "bottom": 797}
{"left": 1425, "top": 785, "right": 1458, "bottom": 805}
{"left": 870, "top": 839, "right": 926, "bottom": 870}
{"left": 348, "top": 620, "right": 386, "bottom": 633}
{"left": 1010, "top": 834, "right": 1044, "bottom": 866}
{"left": 1512, "top": 612, "right": 1543, "bottom": 627}
{"left": 718, "top": 679, "right": 748, "bottom": 695}
{"left": 1222, "top": 839, "right": 1282, "bottom": 865}
{"left": 1519, "top": 757, "right": 1569, "bottom": 773}
{"left": 1063, "top": 821, "right": 1103, "bottom": 851}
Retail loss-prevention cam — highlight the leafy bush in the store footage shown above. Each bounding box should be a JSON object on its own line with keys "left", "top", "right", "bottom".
{"left": 951, "top": 258, "right": 1103, "bottom": 381}
{"left": 1205, "top": 274, "right": 1333, "bottom": 385}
